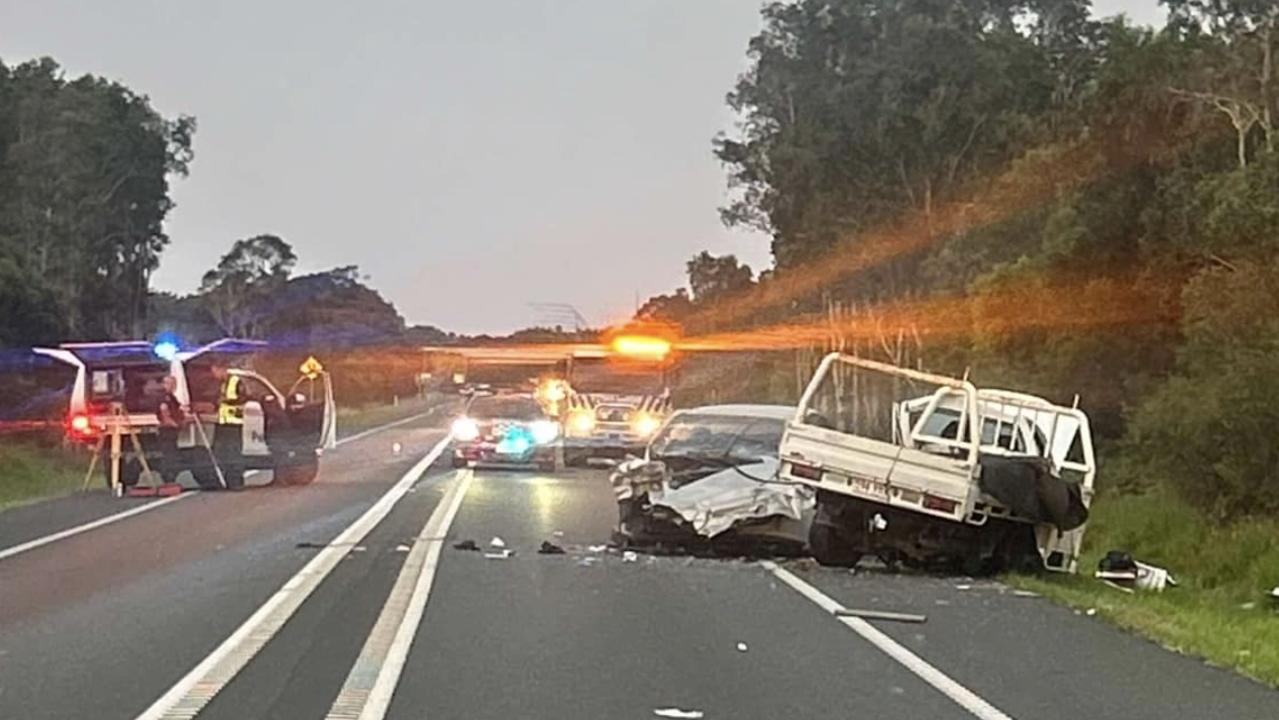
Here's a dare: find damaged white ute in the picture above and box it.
[611,405,814,555]
[782,353,1095,574]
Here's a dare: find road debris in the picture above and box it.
[833,607,927,624]
[1011,589,1040,598]
[392,442,402,455]
[1085,608,1097,616]
[484,549,514,560]
[954,584,972,591]
[577,557,598,567]
[653,709,704,719]
[553,530,565,537]
[736,642,748,652]
[588,544,609,553]
[490,536,506,548]
[394,544,411,553]
[538,541,566,555]
[453,539,481,551]
[623,550,639,563]
[1096,550,1177,592]
[351,545,367,553]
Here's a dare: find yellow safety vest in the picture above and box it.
[218,375,244,425]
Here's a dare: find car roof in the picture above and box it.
[676,404,796,420]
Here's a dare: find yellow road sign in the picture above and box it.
[300,356,324,379]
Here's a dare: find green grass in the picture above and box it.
[336,393,457,437]
[0,441,89,510]
[1008,488,1279,686]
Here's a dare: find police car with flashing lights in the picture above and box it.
[450,393,560,471]
[34,338,337,489]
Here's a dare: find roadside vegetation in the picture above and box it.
[337,393,458,438]
[0,440,86,510]
[629,0,1279,685]
[1011,486,1279,687]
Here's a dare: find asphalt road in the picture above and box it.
[2,420,1277,719]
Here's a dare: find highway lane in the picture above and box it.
[4,450,1278,718]
[0,417,450,720]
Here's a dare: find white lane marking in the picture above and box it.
[134,434,452,720]
[337,409,437,446]
[326,469,473,720]
[0,410,441,563]
[0,492,196,563]
[761,561,1013,720]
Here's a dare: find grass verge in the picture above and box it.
[1008,488,1279,686]
[336,393,457,438]
[0,441,88,510]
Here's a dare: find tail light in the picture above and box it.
[923,494,959,514]
[68,414,96,439]
[788,462,822,481]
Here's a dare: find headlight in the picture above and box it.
[568,411,595,434]
[451,417,480,441]
[530,419,559,444]
[633,412,662,437]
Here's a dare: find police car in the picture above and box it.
[34,338,336,489]
[450,393,560,471]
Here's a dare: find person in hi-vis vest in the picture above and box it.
[211,363,246,490]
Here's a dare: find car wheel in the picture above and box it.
[808,522,862,568]
[192,467,223,490]
[451,456,468,469]
[276,459,319,486]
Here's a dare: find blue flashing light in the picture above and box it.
[153,332,181,361]
[497,427,534,455]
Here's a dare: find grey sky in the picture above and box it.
[3,0,1164,334]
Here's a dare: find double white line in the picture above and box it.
[136,434,463,720]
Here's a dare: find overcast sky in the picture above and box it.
[3,0,1165,334]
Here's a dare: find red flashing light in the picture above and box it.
[68,414,95,437]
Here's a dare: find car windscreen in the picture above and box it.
[468,396,544,421]
[649,414,784,463]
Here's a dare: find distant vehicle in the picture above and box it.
[34,339,337,489]
[450,393,560,471]
[558,330,678,465]
[610,404,814,555]
[780,353,1095,574]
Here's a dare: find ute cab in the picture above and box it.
[35,339,337,489]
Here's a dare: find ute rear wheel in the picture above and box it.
[808,522,863,568]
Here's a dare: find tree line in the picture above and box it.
[641,0,1279,519]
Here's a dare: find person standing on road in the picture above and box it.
[155,375,187,486]
[212,363,246,490]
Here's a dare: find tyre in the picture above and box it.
[192,467,223,490]
[451,455,468,469]
[808,522,862,568]
[276,458,319,486]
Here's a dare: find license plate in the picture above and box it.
[849,475,888,499]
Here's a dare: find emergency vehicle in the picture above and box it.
[420,324,680,466]
[34,338,337,489]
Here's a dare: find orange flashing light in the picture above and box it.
[611,335,671,360]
